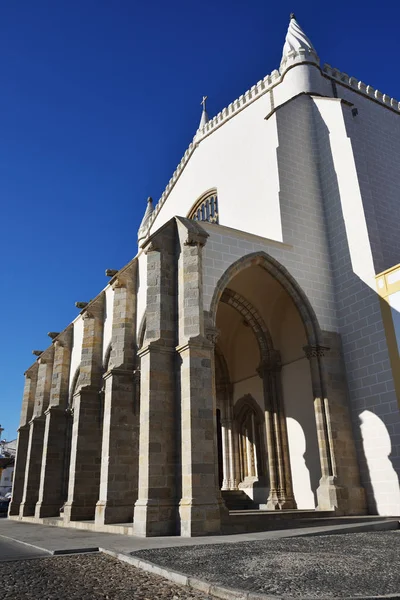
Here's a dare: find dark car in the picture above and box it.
[0,498,10,517]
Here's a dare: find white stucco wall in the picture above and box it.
[312,93,400,515]
[69,316,83,391]
[282,360,320,509]
[102,285,114,361]
[334,82,400,274]
[201,223,338,334]
[148,93,283,243]
[136,251,147,341]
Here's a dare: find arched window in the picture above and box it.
[187,190,219,224]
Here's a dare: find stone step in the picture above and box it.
[222,512,399,535]
[221,490,259,511]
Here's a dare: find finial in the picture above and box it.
[199,96,209,129]
[280,15,319,73]
[138,197,154,243]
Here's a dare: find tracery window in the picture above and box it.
[188,191,219,224]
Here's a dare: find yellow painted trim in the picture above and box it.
[376,264,400,409]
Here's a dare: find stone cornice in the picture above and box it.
[176,335,214,354]
[137,341,176,359]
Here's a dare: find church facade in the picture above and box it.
[10,16,400,536]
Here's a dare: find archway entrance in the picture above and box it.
[213,259,322,510]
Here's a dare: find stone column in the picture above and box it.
[64,296,104,522]
[227,419,238,489]
[133,223,179,537]
[258,351,296,510]
[220,418,230,490]
[175,217,225,537]
[304,340,366,514]
[9,365,38,516]
[95,262,139,525]
[20,351,54,517]
[35,328,72,518]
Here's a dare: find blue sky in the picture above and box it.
[1,0,400,441]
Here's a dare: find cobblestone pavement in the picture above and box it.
[1,553,213,600]
[134,531,400,598]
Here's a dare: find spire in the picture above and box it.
[280,14,319,74]
[138,197,154,243]
[199,95,209,129]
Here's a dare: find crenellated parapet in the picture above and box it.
[323,63,400,112]
[144,68,282,237]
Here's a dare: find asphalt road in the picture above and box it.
[0,536,49,562]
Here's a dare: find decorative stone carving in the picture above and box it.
[47,332,60,340]
[105,269,118,277]
[138,197,154,243]
[32,350,43,357]
[303,345,330,359]
[205,327,220,345]
[257,350,282,374]
[75,302,88,309]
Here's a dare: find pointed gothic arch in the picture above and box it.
[209,252,323,347]
[220,288,273,359]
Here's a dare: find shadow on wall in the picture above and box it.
[286,417,318,509]
[307,101,400,515]
[359,410,400,515]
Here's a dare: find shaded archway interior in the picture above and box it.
[215,263,322,509]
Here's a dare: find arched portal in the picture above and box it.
[211,254,327,510]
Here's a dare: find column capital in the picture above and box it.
[257,349,282,376]
[205,327,220,346]
[303,345,330,360]
[176,216,209,248]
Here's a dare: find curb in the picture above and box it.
[0,533,53,555]
[100,548,273,599]
[100,548,400,600]
[0,533,99,557]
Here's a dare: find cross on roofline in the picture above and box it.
[201,96,208,111]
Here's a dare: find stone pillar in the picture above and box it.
[95,262,139,525]
[35,329,72,518]
[64,297,104,522]
[175,217,224,537]
[19,351,54,517]
[9,365,38,516]
[258,351,296,510]
[227,419,238,489]
[220,419,230,490]
[304,340,366,514]
[133,223,179,537]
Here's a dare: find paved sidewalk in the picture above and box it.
[132,531,400,598]
[0,517,398,555]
